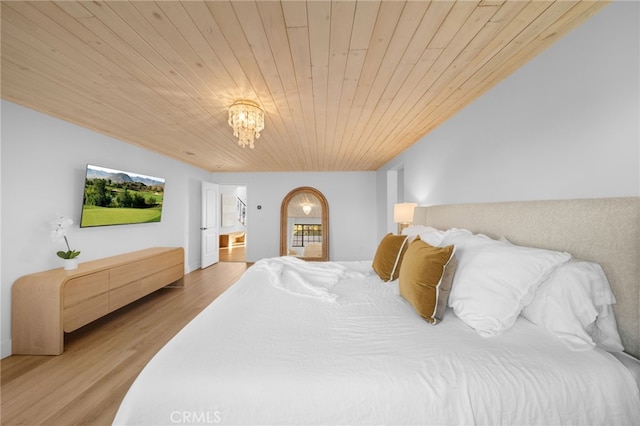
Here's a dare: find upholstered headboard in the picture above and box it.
[413,197,640,358]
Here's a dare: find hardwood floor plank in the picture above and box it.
[1,262,248,426]
[218,243,245,263]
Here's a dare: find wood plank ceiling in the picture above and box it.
[1,1,608,172]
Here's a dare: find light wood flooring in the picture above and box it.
[1,261,249,426]
[218,243,245,263]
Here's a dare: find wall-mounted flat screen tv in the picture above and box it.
[80,164,165,228]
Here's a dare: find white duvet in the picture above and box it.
[114,259,640,426]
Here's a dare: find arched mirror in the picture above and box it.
[280,186,329,261]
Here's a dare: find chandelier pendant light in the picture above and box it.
[228,100,264,149]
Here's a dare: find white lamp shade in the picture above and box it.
[393,202,417,224]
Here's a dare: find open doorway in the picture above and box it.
[219,184,247,262]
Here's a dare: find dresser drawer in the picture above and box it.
[141,264,183,294]
[110,259,150,289]
[63,293,109,332]
[109,280,143,312]
[109,249,183,289]
[154,250,183,268]
[63,271,110,308]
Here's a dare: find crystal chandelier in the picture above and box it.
[227,100,264,149]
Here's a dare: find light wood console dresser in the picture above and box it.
[11,247,184,355]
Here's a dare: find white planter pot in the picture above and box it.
[64,258,78,270]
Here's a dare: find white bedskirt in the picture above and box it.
[114,260,640,425]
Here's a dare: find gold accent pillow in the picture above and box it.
[399,237,456,324]
[372,233,409,281]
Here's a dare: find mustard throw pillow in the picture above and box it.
[372,233,409,281]
[399,237,456,324]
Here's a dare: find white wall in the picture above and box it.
[377,1,639,237]
[0,101,212,357]
[209,172,378,263]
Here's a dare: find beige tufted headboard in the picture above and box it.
[413,197,640,358]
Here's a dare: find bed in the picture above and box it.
[114,197,640,425]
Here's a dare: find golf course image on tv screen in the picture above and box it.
[80,164,165,228]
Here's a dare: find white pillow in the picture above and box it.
[443,229,571,337]
[522,260,623,352]
[402,225,431,241]
[402,225,445,246]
